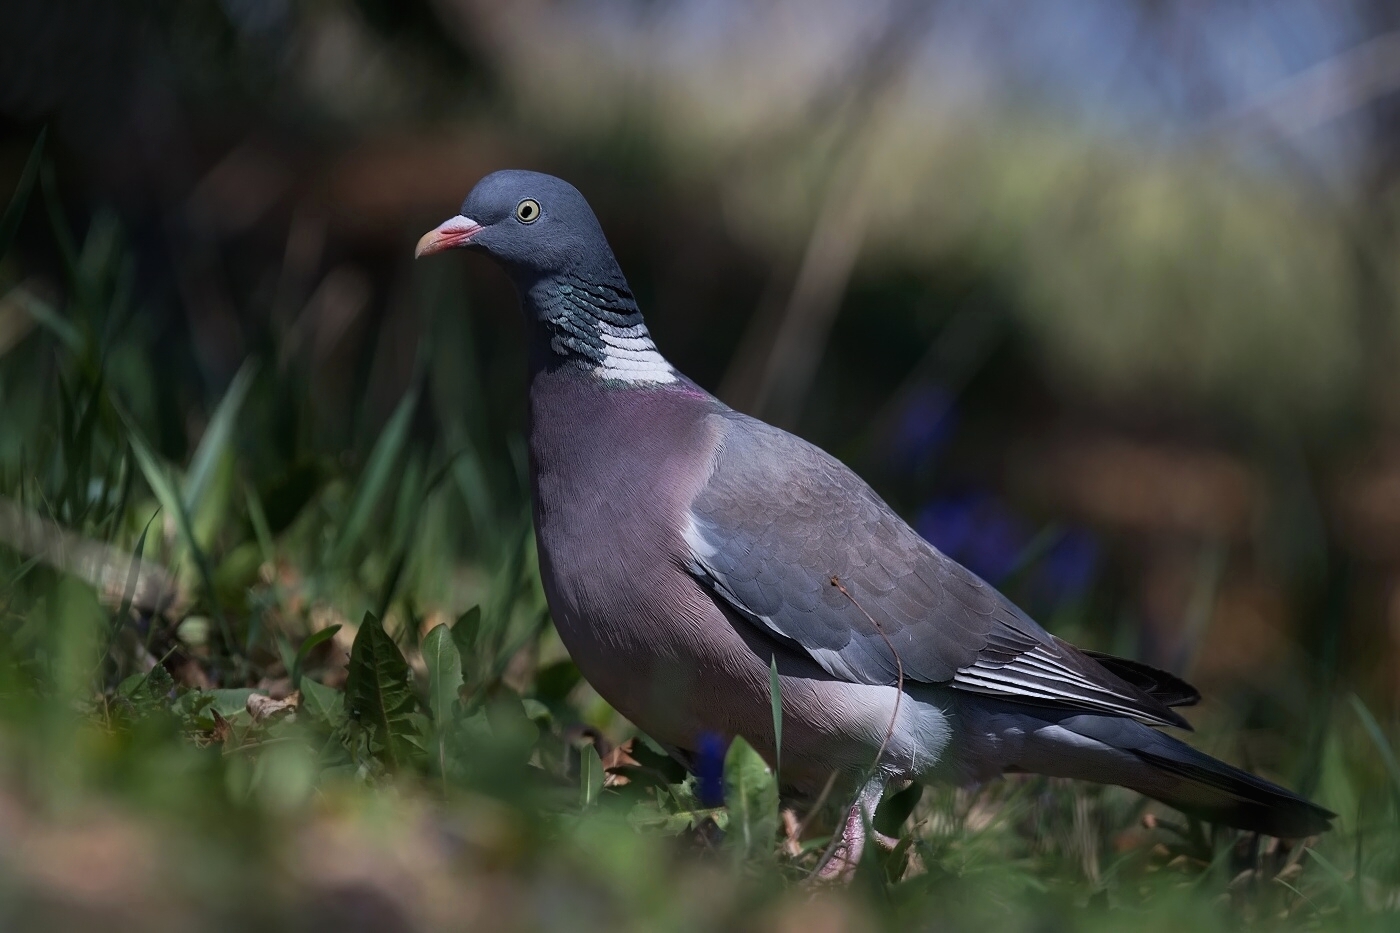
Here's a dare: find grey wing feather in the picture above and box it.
[686,412,1190,730]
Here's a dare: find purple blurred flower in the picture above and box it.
[887,385,958,473]
[916,492,1026,583]
[1039,527,1099,604]
[916,492,1100,607]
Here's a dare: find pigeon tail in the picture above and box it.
[1118,729,1335,837]
[1006,712,1334,838]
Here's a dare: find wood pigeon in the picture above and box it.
[417,170,1333,875]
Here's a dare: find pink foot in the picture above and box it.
[812,778,896,883]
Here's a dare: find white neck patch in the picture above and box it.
[596,326,676,384]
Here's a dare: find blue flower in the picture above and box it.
[695,731,726,807]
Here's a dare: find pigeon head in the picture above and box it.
[416,171,676,384]
[416,170,617,283]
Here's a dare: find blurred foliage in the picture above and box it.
[2,1,1400,930]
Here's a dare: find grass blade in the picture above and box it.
[580,743,604,808]
[1349,694,1400,798]
[291,624,342,690]
[329,388,418,568]
[275,636,298,689]
[243,481,275,565]
[769,653,783,783]
[1304,846,1351,892]
[0,127,45,260]
[112,509,157,634]
[7,287,83,354]
[121,412,216,602]
[39,161,79,289]
[184,360,257,512]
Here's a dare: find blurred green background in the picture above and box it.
[1,1,1399,930]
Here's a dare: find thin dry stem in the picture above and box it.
[830,574,904,771]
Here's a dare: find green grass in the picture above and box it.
[0,139,1398,932]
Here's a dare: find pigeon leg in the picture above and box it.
[813,775,895,882]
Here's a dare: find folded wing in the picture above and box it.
[686,411,1191,730]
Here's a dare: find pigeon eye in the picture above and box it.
[515,198,541,224]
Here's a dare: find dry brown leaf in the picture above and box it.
[201,709,233,748]
[601,738,640,787]
[247,691,300,722]
[1228,868,1259,892]
[0,495,184,614]
[781,808,803,858]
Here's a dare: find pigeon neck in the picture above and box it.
[524,273,676,385]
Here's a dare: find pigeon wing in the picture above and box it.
[686,412,1190,730]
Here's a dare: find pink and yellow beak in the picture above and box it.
[415,215,484,258]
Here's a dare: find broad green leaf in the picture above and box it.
[207,688,260,718]
[175,689,216,725]
[520,698,551,723]
[329,389,418,567]
[484,691,539,765]
[344,612,418,770]
[627,801,724,834]
[421,623,463,725]
[875,783,922,839]
[300,678,345,727]
[452,708,494,751]
[117,664,174,717]
[723,736,779,861]
[46,576,105,704]
[580,743,604,808]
